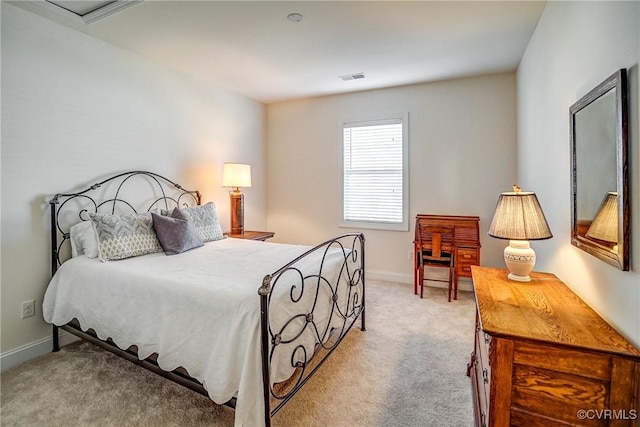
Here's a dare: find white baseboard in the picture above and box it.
[367,269,473,292]
[0,329,79,372]
[367,269,413,284]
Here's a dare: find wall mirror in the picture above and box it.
[570,69,629,270]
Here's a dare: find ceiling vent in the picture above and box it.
[339,73,366,82]
[41,0,142,24]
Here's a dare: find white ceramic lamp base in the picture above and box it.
[504,240,535,282]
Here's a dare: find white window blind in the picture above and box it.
[342,118,406,229]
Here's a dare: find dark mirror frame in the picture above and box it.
[570,69,629,270]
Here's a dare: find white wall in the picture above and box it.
[266,73,518,284]
[518,1,640,346]
[0,3,267,359]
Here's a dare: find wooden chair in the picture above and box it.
[417,224,456,301]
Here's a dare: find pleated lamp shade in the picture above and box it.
[488,191,552,241]
[488,187,552,282]
[586,192,618,243]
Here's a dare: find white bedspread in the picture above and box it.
[43,237,352,427]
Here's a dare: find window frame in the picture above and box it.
[340,113,409,232]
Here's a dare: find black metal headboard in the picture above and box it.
[50,171,201,275]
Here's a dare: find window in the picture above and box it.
[342,116,408,231]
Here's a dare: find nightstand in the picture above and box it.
[225,230,275,241]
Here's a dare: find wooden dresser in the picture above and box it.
[413,214,481,295]
[468,266,640,427]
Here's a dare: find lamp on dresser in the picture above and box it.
[222,162,252,235]
[488,185,552,282]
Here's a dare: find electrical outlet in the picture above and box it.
[21,300,35,319]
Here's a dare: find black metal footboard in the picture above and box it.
[258,233,366,426]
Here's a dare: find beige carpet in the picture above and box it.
[1,280,476,427]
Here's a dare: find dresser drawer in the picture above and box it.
[471,317,490,427]
[470,355,489,427]
[479,333,491,378]
[457,247,478,263]
[457,248,479,277]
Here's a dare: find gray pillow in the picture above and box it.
[151,208,204,255]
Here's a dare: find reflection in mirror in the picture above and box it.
[585,192,618,250]
[575,89,616,231]
[570,69,629,270]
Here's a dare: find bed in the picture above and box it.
[43,171,365,427]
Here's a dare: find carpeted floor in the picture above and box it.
[1,280,476,427]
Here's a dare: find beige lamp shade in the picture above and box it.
[222,163,252,189]
[586,192,618,243]
[488,191,553,241]
[488,187,552,282]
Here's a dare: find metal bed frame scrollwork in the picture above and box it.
[48,171,365,427]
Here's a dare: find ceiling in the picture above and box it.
[15,0,546,104]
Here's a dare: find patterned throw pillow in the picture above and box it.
[151,208,204,255]
[88,212,163,261]
[180,202,224,242]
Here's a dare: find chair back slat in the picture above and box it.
[431,232,442,257]
[417,224,455,259]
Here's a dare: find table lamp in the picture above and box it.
[488,185,552,282]
[586,192,618,250]
[222,162,252,235]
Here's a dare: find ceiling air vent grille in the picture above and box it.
[42,0,142,24]
[339,73,366,81]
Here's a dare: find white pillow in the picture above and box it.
[69,221,99,258]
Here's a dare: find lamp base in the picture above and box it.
[229,190,244,235]
[504,240,535,282]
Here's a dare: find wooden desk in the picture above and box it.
[413,214,480,296]
[468,266,640,426]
